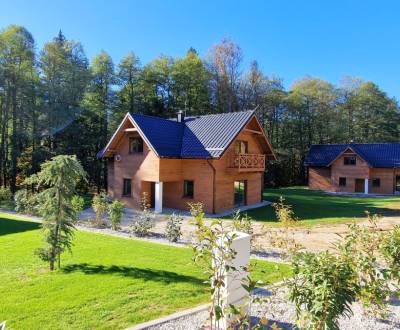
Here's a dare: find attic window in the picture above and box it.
[129,137,143,154]
[344,156,356,165]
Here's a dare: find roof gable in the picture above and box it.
[99,110,275,159]
[305,143,400,168]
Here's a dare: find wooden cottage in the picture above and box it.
[305,143,400,195]
[98,110,276,213]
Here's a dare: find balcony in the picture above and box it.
[229,153,266,172]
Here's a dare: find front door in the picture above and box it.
[234,180,247,207]
[355,179,365,193]
[396,176,400,193]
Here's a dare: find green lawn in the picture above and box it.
[245,187,400,226]
[0,213,290,330]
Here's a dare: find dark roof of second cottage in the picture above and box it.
[305,143,400,168]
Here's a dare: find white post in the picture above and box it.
[214,231,251,329]
[155,182,163,213]
[365,178,369,194]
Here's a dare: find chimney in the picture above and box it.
[177,110,185,123]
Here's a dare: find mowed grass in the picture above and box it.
[0,213,290,330]
[245,187,400,226]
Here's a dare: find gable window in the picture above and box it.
[339,177,346,187]
[122,178,132,196]
[183,180,194,198]
[344,156,356,165]
[235,140,248,154]
[372,178,381,187]
[129,137,143,154]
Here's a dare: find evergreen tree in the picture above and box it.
[25,155,86,270]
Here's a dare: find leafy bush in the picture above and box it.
[0,186,12,202]
[131,193,154,236]
[92,193,108,227]
[109,200,124,230]
[381,225,400,279]
[71,195,85,222]
[337,213,390,316]
[288,251,356,330]
[232,210,253,235]
[14,189,39,214]
[165,213,183,242]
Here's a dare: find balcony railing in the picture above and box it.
[230,153,265,172]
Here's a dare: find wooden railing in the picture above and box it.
[231,153,265,172]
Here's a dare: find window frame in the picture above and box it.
[343,156,356,166]
[235,140,248,154]
[183,180,194,198]
[339,177,347,187]
[122,178,132,197]
[372,178,381,188]
[129,137,144,154]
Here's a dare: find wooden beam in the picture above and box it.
[124,128,137,132]
[244,128,262,135]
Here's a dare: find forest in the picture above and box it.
[0,24,399,193]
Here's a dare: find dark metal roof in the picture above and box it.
[305,143,400,168]
[99,110,255,159]
[130,113,184,157]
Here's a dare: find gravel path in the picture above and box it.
[145,286,400,330]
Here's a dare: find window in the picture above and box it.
[235,140,248,154]
[183,180,194,198]
[372,178,380,187]
[234,180,247,206]
[339,177,346,187]
[129,137,143,153]
[344,156,356,165]
[122,178,132,196]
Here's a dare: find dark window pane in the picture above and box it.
[339,177,346,186]
[372,178,380,187]
[344,156,356,165]
[129,137,144,153]
[123,178,132,196]
[184,180,194,198]
[234,180,247,206]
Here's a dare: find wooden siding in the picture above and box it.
[107,130,160,208]
[309,154,400,195]
[330,154,369,193]
[308,167,333,191]
[107,118,270,213]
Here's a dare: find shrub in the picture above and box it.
[0,186,12,202]
[14,189,39,214]
[109,200,124,231]
[337,213,390,316]
[92,193,108,227]
[381,225,400,280]
[165,213,183,242]
[232,210,253,235]
[131,193,154,236]
[71,195,85,222]
[288,251,356,330]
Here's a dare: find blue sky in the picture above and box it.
[1,0,399,98]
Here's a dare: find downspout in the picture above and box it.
[206,159,216,214]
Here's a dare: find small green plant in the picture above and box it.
[232,210,253,235]
[71,195,85,222]
[131,193,154,236]
[0,186,12,201]
[109,200,124,230]
[14,188,39,214]
[92,193,108,227]
[165,213,183,242]
[266,196,300,258]
[288,251,356,330]
[381,225,400,281]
